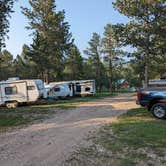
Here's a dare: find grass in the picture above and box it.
[0,92,115,133]
[115,89,136,93]
[66,108,166,166]
[86,92,116,99]
[0,106,55,133]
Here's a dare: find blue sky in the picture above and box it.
[5,0,129,57]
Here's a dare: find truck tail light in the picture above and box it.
[137,92,142,101]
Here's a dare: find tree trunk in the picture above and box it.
[109,60,113,92]
[144,8,150,88]
[144,63,148,88]
[44,69,50,84]
[96,57,101,92]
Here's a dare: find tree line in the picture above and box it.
[0,0,165,91]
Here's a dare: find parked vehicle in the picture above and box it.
[143,79,166,88]
[46,80,96,98]
[0,78,47,108]
[45,82,73,99]
[136,88,166,119]
[73,80,96,97]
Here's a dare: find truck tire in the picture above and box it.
[151,103,166,119]
[6,102,18,108]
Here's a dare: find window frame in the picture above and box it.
[85,87,91,92]
[27,85,36,91]
[54,87,61,92]
[5,86,18,95]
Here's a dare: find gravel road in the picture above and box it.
[0,93,138,166]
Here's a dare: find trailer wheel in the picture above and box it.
[6,102,18,108]
[81,94,86,97]
[151,103,166,119]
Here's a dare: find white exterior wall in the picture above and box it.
[0,82,28,104]
[48,80,96,97]
[0,79,42,105]
[74,80,96,96]
[27,80,40,102]
[0,86,3,105]
[80,82,95,95]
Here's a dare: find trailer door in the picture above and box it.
[0,85,3,105]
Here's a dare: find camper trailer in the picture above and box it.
[148,79,166,88]
[46,80,96,98]
[46,82,74,99]
[0,78,47,108]
[73,80,96,96]
[142,79,166,88]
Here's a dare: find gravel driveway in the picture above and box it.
[0,93,138,166]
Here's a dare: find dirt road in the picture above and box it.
[0,94,138,166]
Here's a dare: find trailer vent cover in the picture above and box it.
[8,77,20,81]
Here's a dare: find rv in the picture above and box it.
[46,82,74,99]
[148,79,166,88]
[73,80,96,96]
[0,78,47,108]
[142,79,166,88]
[46,80,96,98]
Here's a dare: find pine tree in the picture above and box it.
[102,24,122,92]
[0,0,14,50]
[113,0,166,87]
[64,45,84,80]
[0,50,13,80]
[22,0,73,83]
[12,44,38,79]
[84,33,106,91]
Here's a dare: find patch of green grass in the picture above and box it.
[34,92,116,109]
[66,108,166,166]
[116,89,135,93]
[161,160,166,164]
[119,158,136,166]
[87,92,116,99]
[0,115,29,127]
[0,105,56,133]
[32,103,77,109]
[112,108,166,149]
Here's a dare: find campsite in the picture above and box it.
[0,0,166,166]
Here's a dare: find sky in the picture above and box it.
[5,0,130,57]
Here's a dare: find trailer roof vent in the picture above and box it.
[8,77,20,81]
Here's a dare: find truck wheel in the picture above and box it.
[151,103,166,119]
[6,102,18,108]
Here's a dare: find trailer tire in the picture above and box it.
[6,102,18,108]
[81,94,86,97]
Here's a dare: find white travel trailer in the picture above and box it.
[0,78,47,108]
[73,80,96,96]
[148,79,166,88]
[46,80,96,98]
[142,79,166,88]
[46,82,74,99]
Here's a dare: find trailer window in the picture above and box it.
[85,87,91,91]
[76,85,81,92]
[54,87,60,92]
[27,86,35,90]
[69,84,72,90]
[5,86,17,95]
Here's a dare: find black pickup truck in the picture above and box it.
[136,88,166,119]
